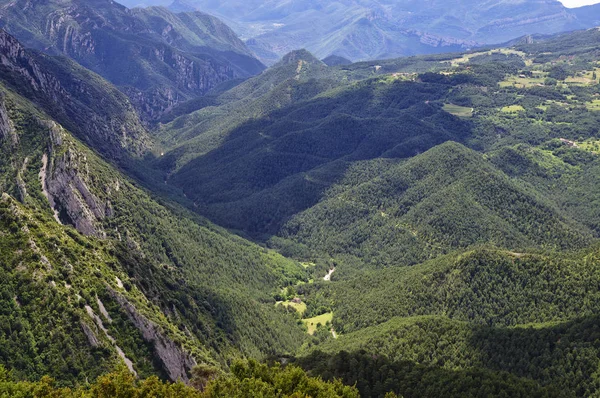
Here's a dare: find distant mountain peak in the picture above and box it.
[167,0,195,12]
[278,49,323,66]
[322,55,352,67]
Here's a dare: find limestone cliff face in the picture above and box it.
[0,95,17,146]
[0,31,66,97]
[0,0,265,120]
[110,290,197,383]
[121,49,236,119]
[0,29,150,158]
[40,122,109,237]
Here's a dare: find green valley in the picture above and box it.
[3,4,600,397]
[145,25,600,397]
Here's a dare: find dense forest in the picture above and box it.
[3,12,600,398]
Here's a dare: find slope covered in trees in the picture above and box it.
[292,245,600,396]
[0,36,308,385]
[5,16,600,398]
[279,142,592,270]
[300,246,600,333]
[0,360,359,397]
[299,311,600,397]
[161,72,471,234]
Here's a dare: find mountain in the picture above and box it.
[322,55,352,67]
[140,29,600,396]
[0,31,309,386]
[110,0,600,65]
[0,29,149,159]
[309,246,600,333]
[0,0,265,120]
[293,244,600,396]
[279,142,592,270]
[571,3,600,26]
[5,11,600,398]
[298,312,600,397]
[151,31,600,237]
[154,49,335,165]
[158,61,471,235]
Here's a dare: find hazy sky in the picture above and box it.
[559,0,600,7]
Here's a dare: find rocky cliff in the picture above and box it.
[41,122,109,237]
[0,0,265,120]
[0,28,305,387]
[0,29,150,158]
[110,290,197,382]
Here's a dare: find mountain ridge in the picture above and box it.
[109,0,600,65]
[0,31,308,385]
[0,0,265,120]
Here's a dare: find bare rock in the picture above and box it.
[110,290,197,383]
[43,149,106,237]
[81,322,100,348]
[0,95,17,146]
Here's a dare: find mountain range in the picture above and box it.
[116,0,600,64]
[2,0,600,396]
[0,27,312,386]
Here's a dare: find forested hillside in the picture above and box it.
[4,8,600,398]
[0,31,309,387]
[159,62,471,234]
[279,142,592,270]
[145,27,600,397]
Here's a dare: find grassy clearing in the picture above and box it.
[501,105,526,113]
[448,49,529,66]
[443,103,473,118]
[499,76,544,88]
[577,140,600,154]
[565,68,600,86]
[539,100,571,109]
[303,312,333,335]
[278,300,307,315]
[585,100,600,111]
[382,73,417,83]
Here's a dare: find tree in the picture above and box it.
[190,364,220,392]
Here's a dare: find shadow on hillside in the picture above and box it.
[469,315,600,396]
[292,315,600,397]
[167,79,473,237]
[295,347,561,398]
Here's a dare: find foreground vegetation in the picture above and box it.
[0,360,358,397]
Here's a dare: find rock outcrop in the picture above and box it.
[0,95,17,146]
[0,29,150,158]
[110,290,197,383]
[85,305,137,375]
[81,322,101,348]
[39,122,109,237]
